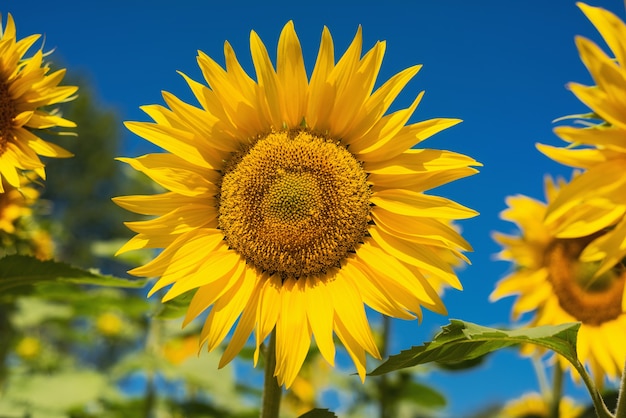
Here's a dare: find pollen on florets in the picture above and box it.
[218,129,371,278]
[0,80,15,155]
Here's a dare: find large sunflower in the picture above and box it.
[536,3,626,277]
[491,176,626,384]
[116,21,479,388]
[0,13,77,192]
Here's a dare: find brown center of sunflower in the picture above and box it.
[545,234,625,326]
[218,130,371,279]
[0,79,15,155]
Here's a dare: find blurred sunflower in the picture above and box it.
[491,176,626,383]
[500,392,583,418]
[537,3,626,276]
[116,21,479,388]
[0,177,36,233]
[0,175,53,259]
[0,13,77,192]
[95,312,124,338]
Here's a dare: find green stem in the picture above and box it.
[0,303,15,390]
[574,360,614,418]
[260,330,281,418]
[143,318,161,418]
[532,356,551,400]
[379,316,392,418]
[614,361,626,418]
[548,361,563,418]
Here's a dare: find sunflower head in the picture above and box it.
[116,21,479,388]
[95,312,124,338]
[492,175,626,384]
[499,392,583,418]
[0,176,36,234]
[535,3,626,276]
[0,13,77,192]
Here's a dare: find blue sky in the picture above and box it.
[5,0,625,415]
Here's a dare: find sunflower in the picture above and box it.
[0,177,36,234]
[491,175,626,384]
[116,21,479,388]
[536,3,626,277]
[499,392,583,418]
[0,13,77,192]
[0,173,54,259]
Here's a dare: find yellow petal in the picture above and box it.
[277,21,307,128]
[569,81,626,131]
[254,274,282,366]
[333,313,367,382]
[356,241,439,309]
[553,125,626,152]
[331,41,385,139]
[537,143,610,169]
[250,30,283,128]
[113,192,200,216]
[14,128,72,158]
[348,65,422,142]
[546,159,626,230]
[341,259,415,320]
[369,227,461,289]
[349,91,423,153]
[371,189,477,219]
[183,261,247,327]
[200,263,256,351]
[303,274,336,366]
[356,118,461,162]
[578,2,626,73]
[372,206,472,253]
[580,216,626,277]
[328,270,380,359]
[116,154,218,197]
[219,268,265,367]
[124,121,217,169]
[131,228,221,282]
[575,36,626,125]
[163,247,241,301]
[275,278,311,388]
[306,26,335,131]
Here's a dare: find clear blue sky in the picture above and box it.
[6,0,624,415]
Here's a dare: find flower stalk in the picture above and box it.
[573,360,613,418]
[261,330,281,418]
[614,361,626,418]
[548,361,563,418]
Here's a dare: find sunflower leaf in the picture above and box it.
[0,255,145,293]
[369,319,580,376]
[298,409,338,418]
[397,380,447,408]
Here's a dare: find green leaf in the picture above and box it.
[5,370,106,411]
[369,319,580,376]
[10,297,73,328]
[434,353,489,371]
[399,380,446,409]
[298,409,338,418]
[0,255,146,292]
[153,290,195,319]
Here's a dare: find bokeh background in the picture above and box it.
[3,0,623,416]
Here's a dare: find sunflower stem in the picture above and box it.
[614,361,626,418]
[260,330,281,418]
[532,356,551,401]
[548,361,563,418]
[574,359,614,418]
[379,315,393,418]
